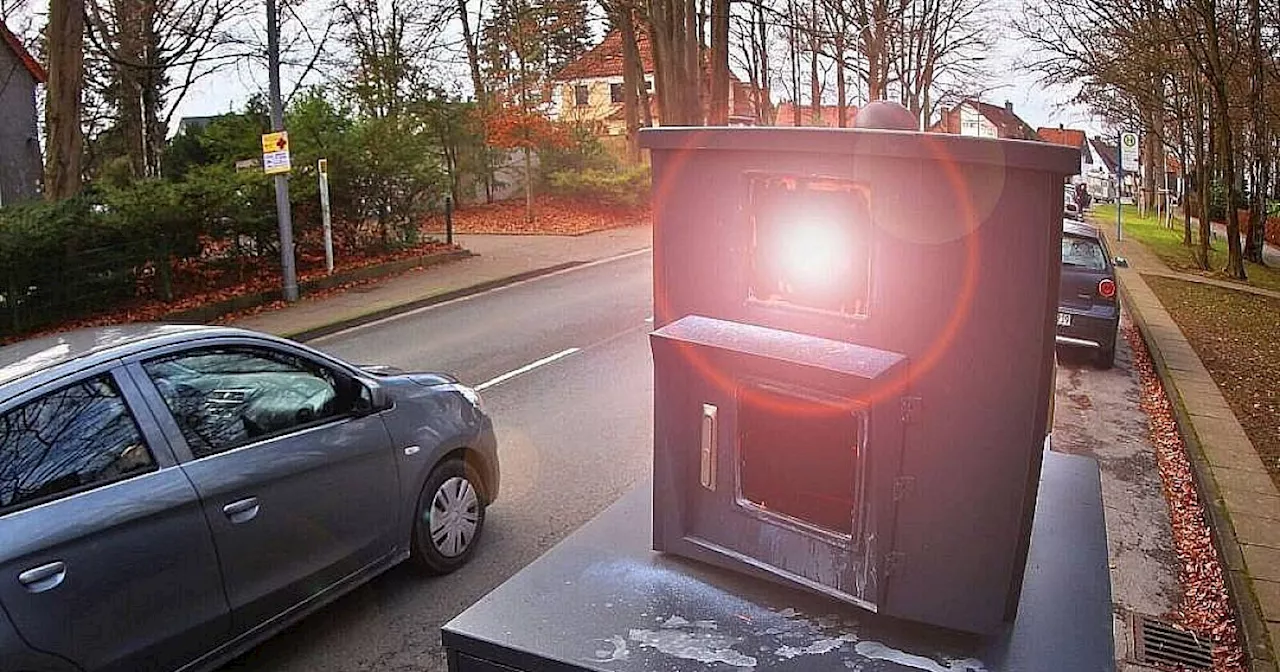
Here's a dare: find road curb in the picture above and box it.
[288,261,586,342]
[1116,272,1278,671]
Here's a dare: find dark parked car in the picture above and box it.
[0,325,498,672]
[1057,220,1123,368]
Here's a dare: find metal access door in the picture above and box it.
[651,315,908,610]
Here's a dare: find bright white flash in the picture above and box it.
[778,219,849,290]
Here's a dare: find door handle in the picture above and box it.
[222,497,260,524]
[18,561,66,593]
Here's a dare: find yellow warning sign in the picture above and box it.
[262,131,289,154]
[261,131,291,175]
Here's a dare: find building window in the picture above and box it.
[610,83,624,104]
[574,85,589,107]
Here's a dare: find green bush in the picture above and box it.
[546,166,651,207]
[538,125,617,177]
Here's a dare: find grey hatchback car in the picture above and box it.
[0,325,498,672]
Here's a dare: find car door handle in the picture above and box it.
[18,562,66,593]
[222,497,260,524]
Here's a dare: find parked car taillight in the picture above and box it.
[1098,278,1116,299]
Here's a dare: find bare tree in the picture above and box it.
[83,0,255,177]
[890,0,989,128]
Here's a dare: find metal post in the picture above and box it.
[267,0,298,302]
[319,159,334,274]
[445,196,454,245]
[1116,131,1123,242]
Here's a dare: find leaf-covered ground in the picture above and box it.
[423,195,649,236]
[1126,324,1246,671]
[1145,274,1280,489]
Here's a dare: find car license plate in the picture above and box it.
[1057,312,1072,327]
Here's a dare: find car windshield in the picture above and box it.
[1062,235,1107,270]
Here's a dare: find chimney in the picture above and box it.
[1005,100,1014,113]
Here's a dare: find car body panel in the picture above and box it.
[0,363,231,672]
[0,325,500,672]
[379,378,499,507]
[118,337,403,635]
[171,414,401,634]
[0,603,78,672]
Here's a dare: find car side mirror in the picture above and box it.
[1113,256,1129,268]
[352,377,391,415]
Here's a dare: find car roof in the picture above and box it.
[0,324,262,393]
[1063,219,1102,240]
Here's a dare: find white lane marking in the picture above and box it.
[309,247,652,343]
[475,348,581,391]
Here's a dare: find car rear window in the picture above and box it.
[1062,234,1107,270]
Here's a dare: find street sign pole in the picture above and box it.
[319,159,334,274]
[267,0,298,302]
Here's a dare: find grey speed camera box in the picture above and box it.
[642,118,1078,635]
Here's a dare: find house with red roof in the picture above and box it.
[772,103,858,128]
[928,99,1039,141]
[551,29,758,135]
[1038,125,1092,182]
[0,20,44,204]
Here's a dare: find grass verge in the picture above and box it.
[1093,204,1280,293]
[1144,274,1280,489]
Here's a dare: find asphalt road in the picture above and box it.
[223,250,656,672]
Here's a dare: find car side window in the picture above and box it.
[143,347,348,459]
[0,375,156,513]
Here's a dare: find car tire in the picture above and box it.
[410,458,486,575]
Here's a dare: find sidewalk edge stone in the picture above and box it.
[1117,271,1279,671]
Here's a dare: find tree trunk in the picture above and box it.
[683,0,699,123]
[809,0,820,123]
[1244,0,1266,262]
[45,0,85,200]
[1142,108,1158,213]
[788,0,800,125]
[1216,94,1246,279]
[618,3,642,161]
[524,146,534,223]
[757,6,771,123]
[457,0,494,201]
[649,0,702,125]
[708,0,729,124]
[835,34,847,127]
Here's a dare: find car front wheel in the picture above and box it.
[411,459,486,574]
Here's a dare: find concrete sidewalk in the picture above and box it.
[1104,230,1280,670]
[231,225,652,339]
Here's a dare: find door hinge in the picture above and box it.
[901,396,922,424]
[892,476,915,502]
[886,551,907,577]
